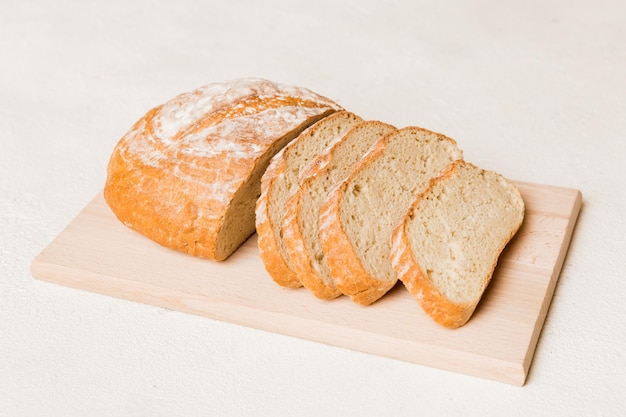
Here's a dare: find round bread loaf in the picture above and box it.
[104,78,341,261]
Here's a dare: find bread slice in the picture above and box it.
[282,121,396,299]
[390,160,525,328]
[256,111,363,287]
[104,78,341,261]
[319,126,464,305]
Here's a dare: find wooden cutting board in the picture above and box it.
[31,181,581,386]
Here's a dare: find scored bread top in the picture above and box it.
[319,126,464,305]
[390,160,525,328]
[282,120,396,300]
[256,111,363,287]
[105,78,341,261]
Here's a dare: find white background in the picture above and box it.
[2,0,625,415]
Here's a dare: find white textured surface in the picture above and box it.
[1,0,624,415]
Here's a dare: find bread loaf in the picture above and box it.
[282,121,396,299]
[256,111,363,287]
[319,127,463,305]
[390,160,525,328]
[104,78,341,261]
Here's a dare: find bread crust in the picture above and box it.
[105,78,340,261]
[390,161,525,328]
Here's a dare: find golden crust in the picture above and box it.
[105,78,340,261]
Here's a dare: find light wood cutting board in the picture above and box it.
[31,181,581,385]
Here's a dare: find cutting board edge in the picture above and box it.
[31,255,529,386]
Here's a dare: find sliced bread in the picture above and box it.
[282,121,397,299]
[390,160,525,328]
[319,126,464,305]
[256,111,363,287]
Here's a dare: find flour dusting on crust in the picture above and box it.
[117,78,338,212]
